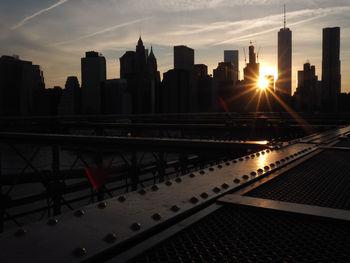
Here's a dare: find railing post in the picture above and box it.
[179,154,188,175]
[131,152,138,191]
[0,153,3,233]
[95,152,104,201]
[51,145,62,216]
[158,152,165,182]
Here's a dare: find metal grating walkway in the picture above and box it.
[129,205,350,263]
[245,150,350,210]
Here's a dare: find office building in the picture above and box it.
[224,50,239,84]
[120,37,160,113]
[0,55,45,116]
[162,45,198,113]
[81,51,106,114]
[243,43,260,85]
[322,27,341,111]
[294,62,319,111]
[174,45,194,71]
[58,76,81,115]
[102,79,131,114]
[277,5,292,96]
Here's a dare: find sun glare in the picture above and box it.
[258,76,269,90]
[258,66,277,91]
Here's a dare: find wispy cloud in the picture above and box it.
[56,17,154,46]
[11,0,71,30]
[215,11,330,45]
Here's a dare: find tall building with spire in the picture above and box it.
[120,37,160,113]
[277,5,292,96]
[243,42,260,86]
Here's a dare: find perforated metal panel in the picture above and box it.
[245,150,350,210]
[129,205,350,263]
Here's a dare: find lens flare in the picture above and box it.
[257,76,269,90]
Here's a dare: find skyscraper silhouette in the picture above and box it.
[162,45,198,113]
[81,51,106,114]
[224,50,239,84]
[322,27,341,112]
[120,37,160,113]
[174,45,194,71]
[277,5,292,96]
[58,76,80,115]
[243,42,259,85]
[0,55,45,116]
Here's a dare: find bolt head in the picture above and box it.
[151,185,159,191]
[234,179,240,184]
[104,233,118,243]
[130,223,142,231]
[73,247,87,257]
[199,170,205,175]
[118,196,126,202]
[175,177,182,183]
[138,189,146,195]
[250,172,256,176]
[74,210,86,217]
[213,187,221,193]
[170,205,180,212]
[98,202,108,209]
[217,165,223,169]
[189,173,196,178]
[209,167,214,171]
[47,218,59,226]
[152,213,162,221]
[200,192,209,199]
[243,175,249,180]
[165,181,172,186]
[222,183,229,189]
[15,228,28,237]
[190,197,199,204]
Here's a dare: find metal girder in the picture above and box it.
[0,126,349,262]
[0,132,269,153]
[0,142,319,263]
[218,194,350,222]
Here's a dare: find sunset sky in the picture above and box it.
[1,0,349,93]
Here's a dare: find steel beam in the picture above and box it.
[0,142,319,263]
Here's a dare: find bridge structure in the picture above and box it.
[0,115,349,262]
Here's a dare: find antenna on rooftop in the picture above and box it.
[257,47,261,63]
[284,4,286,29]
[243,48,247,65]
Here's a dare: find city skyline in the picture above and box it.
[1,1,350,93]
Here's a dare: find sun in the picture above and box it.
[258,66,277,91]
[257,76,269,90]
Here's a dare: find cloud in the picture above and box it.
[11,0,71,30]
[164,5,350,47]
[56,17,154,45]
